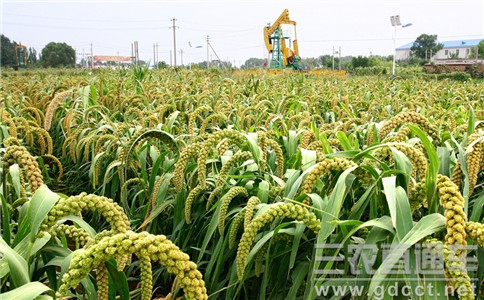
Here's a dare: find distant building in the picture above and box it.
[395,38,482,61]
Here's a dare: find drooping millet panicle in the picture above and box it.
[117,252,131,271]
[366,124,376,145]
[268,185,285,200]
[266,139,285,178]
[1,117,18,138]
[244,196,261,230]
[96,263,109,300]
[300,130,316,149]
[437,175,474,300]
[139,255,153,300]
[378,111,440,143]
[197,130,247,189]
[451,162,463,190]
[204,129,247,147]
[59,231,208,300]
[287,114,303,129]
[206,185,223,210]
[199,113,227,135]
[63,123,90,157]
[307,140,326,161]
[157,104,175,123]
[3,136,21,147]
[18,106,45,127]
[44,90,71,130]
[408,180,427,212]
[124,107,145,124]
[218,186,249,235]
[126,129,177,161]
[218,139,230,156]
[117,146,126,189]
[372,142,428,180]
[337,118,361,133]
[92,152,106,187]
[184,185,206,224]
[236,203,320,279]
[62,109,78,137]
[229,210,245,250]
[40,154,64,181]
[50,224,94,247]
[120,178,144,206]
[447,111,457,132]
[95,134,117,154]
[300,157,357,205]
[465,222,483,247]
[139,175,168,230]
[258,131,268,162]
[216,151,253,187]
[173,142,205,191]
[466,133,483,195]
[188,105,212,140]
[145,114,159,127]
[40,192,130,236]
[68,129,94,163]
[298,118,311,130]
[3,144,44,193]
[12,117,32,144]
[196,142,213,189]
[381,126,411,143]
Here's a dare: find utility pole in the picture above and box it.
[156,43,159,67]
[90,42,93,68]
[206,35,210,68]
[179,49,184,66]
[153,43,156,68]
[338,46,341,70]
[134,41,139,64]
[332,46,335,71]
[170,18,178,66]
[131,43,135,64]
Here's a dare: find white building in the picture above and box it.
[396,38,482,61]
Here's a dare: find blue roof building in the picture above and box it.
[395,38,483,60]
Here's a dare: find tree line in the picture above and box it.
[2,33,483,70]
[1,34,75,69]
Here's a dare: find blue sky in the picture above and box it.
[1,0,483,66]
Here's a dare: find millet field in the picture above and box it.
[0,67,483,300]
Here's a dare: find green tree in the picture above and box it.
[410,34,443,60]
[318,55,331,68]
[27,47,38,66]
[241,57,266,69]
[41,42,75,68]
[351,56,370,68]
[157,61,168,69]
[470,40,484,58]
[1,34,18,68]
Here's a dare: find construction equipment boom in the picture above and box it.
[264,9,300,70]
[15,43,28,69]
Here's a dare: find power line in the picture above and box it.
[302,34,483,43]
[2,12,163,23]
[2,22,165,31]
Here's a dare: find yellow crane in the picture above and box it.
[263,9,300,70]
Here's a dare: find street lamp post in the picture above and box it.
[390,15,412,77]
